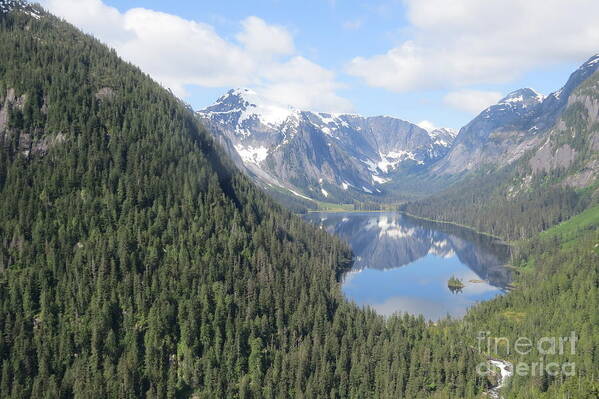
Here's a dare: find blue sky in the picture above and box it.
[40,0,599,130]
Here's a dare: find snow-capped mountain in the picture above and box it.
[198,89,457,202]
[434,54,599,175]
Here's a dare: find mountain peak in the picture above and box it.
[549,53,599,101]
[225,88,261,104]
[202,88,297,127]
[430,127,457,137]
[578,53,599,71]
[499,88,544,106]
[429,128,457,147]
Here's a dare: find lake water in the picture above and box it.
[304,212,512,321]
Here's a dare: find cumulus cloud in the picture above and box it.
[39,0,351,113]
[347,0,599,92]
[40,0,128,43]
[236,16,294,56]
[260,57,353,111]
[443,90,502,114]
[118,9,254,92]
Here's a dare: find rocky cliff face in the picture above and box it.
[0,87,65,158]
[198,89,456,202]
[434,55,599,176]
[524,62,599,192]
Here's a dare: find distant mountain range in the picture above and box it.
[198,56,599,206]
[197,89,456,202]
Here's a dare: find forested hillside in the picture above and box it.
[403,164,590,241]
[404,82,599,240]
[464,205,599,398]
[0,5,487,398]
[401,55,599,397]
[1,3,597,399]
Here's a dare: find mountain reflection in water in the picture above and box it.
[304,212,512,320]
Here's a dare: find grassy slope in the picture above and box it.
[539,203,599,243]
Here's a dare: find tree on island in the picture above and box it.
[448,275,465,293]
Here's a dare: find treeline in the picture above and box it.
[403,164,592,241]
[263,187,318,214]
[0,7,487,398]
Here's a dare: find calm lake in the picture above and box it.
[304,212,512,321]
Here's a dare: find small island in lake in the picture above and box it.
[447,276,465,293]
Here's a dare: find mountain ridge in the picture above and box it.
[198,88,457,203]
[199,55,599,207]
[433,54,599,175]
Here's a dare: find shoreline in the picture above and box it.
[400,211,507,242]
[306,208,508,243]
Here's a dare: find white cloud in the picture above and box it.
[236,16,294,56]
[39,0,351,113]
[443,90,502,114]
[260,57,353,111]
[347,0,599,92]
[118,8,254,93]
[41,0,129,43]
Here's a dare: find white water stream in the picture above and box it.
[487,359,513,399]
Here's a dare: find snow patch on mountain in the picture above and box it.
[234,144,269,165]
[235,89,296,127]
[372,174,390,184]
[377,150,418,172]
[429,128,458,147]
[307,112,353,137]
[498,88,545,108]
[289,188,312,200]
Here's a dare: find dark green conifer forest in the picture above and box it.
[0,4,597,399]
[0,6,486,398]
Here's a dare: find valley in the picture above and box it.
[0,2,597,398]
[198,56,599,217]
